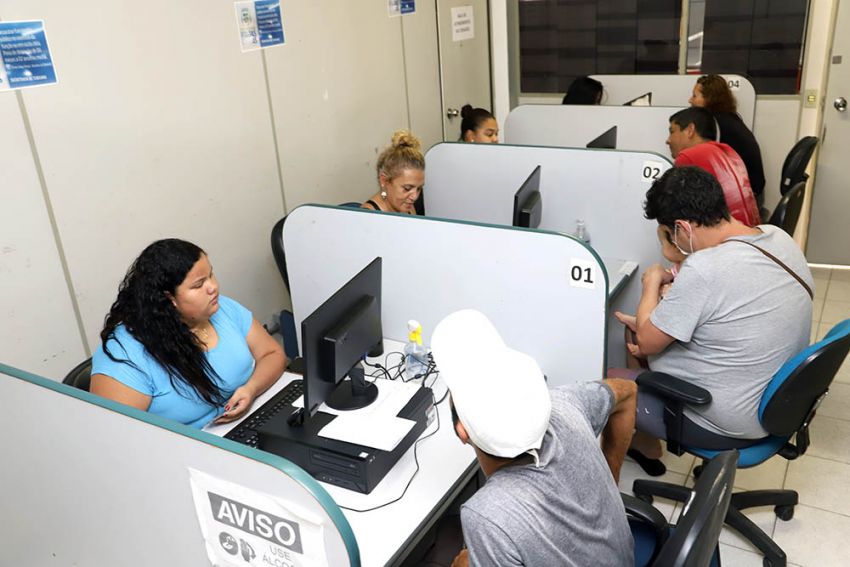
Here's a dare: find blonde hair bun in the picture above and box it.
[391,129,422,152]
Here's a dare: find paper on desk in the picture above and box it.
[318,414,417,452]
[315,379,422,450]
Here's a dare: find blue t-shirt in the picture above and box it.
[91,296,255,428]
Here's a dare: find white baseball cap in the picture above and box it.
[431,309,551,461]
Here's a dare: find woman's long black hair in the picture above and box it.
[100,238,225,405]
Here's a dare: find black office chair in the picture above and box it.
[625,450,737,567]
[633,319,850,567]
[62,358,93,391]
[767,181,806,236]
[779,136,817,196]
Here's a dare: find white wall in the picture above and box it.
[0,1,445,377]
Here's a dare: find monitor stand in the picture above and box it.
[325,362,378,411]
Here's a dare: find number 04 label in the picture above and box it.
[569,258,596,290]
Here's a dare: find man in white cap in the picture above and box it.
[431,309,636,567]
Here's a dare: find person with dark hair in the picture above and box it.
[459,104,499,143]
[562,76,603,105]
[690,75,766,201]
[91,239,286,428]
[667,107,761,227]
[362,129,425,214]
[431,309,636,567]
[611,167,812,476]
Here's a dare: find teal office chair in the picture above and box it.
[767,181,805,236]
[633,319,850,567]
[625,450,737,567]
[62,358,93,391]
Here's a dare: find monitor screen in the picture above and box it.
[512,165,542,229]
[300,257,383,418]
[586,126,617,150]
[623,92,652,106]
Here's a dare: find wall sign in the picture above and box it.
[0,21,57,92]
[451,6,475,42]
[235,0,285,52]
[189,468,328,567]
[388,0,416,17]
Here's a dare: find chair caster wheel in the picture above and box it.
[636,494,653,505]
[774,505,794,521]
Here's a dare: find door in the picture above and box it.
[437,0,492,141]
[807,0,850,265]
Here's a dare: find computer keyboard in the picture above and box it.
[224,379,303,447]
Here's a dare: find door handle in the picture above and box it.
[446,108,460,119]
[835,97,847,112]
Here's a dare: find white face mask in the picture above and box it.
[673,222,695,256]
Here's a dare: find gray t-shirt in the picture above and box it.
[461,382,633,567]
[649,225,813,438]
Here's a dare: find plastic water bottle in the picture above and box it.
[404,320,429,379]
[574,219,591,244]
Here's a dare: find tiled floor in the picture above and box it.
[618,266,850,567]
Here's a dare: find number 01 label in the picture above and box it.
[569,258,596,290]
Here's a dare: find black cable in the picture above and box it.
[337,391,442,513]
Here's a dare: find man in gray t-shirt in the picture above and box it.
[431,310,636,567]
[615,167,812,466]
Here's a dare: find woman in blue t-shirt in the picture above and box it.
[91,239,286,428]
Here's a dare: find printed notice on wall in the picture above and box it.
[0,21,57,92]
[388,0,416,17]
[451,6,475,42]
[235,0,285,52]
[189,468,329,567]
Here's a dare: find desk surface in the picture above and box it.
[206,339,478,567]
[603,257,639,301]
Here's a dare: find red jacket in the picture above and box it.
[675,141,761,227]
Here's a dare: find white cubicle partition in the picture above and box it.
[504,104,684,157]
[591,74,756,129]
[0,364,357,567]
[423,142,672,368]
[282,205,609,384]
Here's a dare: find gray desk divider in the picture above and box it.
[590,73,756,129]
[423,142,673,368]
[504,104,685,157]
[0,363,357,567]
[282,205,608,384]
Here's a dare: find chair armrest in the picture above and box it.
[636,372,712,406]
[622,493,669,532]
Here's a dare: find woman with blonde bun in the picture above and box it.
[362,130,425,215]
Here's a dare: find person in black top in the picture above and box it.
[689,74,766,203]
[361,130,425,215]
[562,76,603,105]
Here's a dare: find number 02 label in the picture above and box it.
[641,161,663,183]
[569,258,596,290]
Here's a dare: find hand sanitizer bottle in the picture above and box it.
[574,219,590,244]
[404,320,429,379]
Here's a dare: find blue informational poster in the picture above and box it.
[235,0,285,52]
[0,20,57,91]
[401,0,416,15]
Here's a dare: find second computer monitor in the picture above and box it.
[623,92,652,106]
[301,257,383,417]
[512,165,543,229]
[586,126,618,150]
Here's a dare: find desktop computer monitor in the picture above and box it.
[586,126,618,149]
[300,257,383,420]
[623,92,652,106]
[512,165,542,229]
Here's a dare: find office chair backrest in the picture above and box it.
[62,358,93,392]
[780,136,817,195]
[767,180,805,236]
[339,202,361,208]
[653,450,737,567]
[270,216,290,291]
[759,319,850,437]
